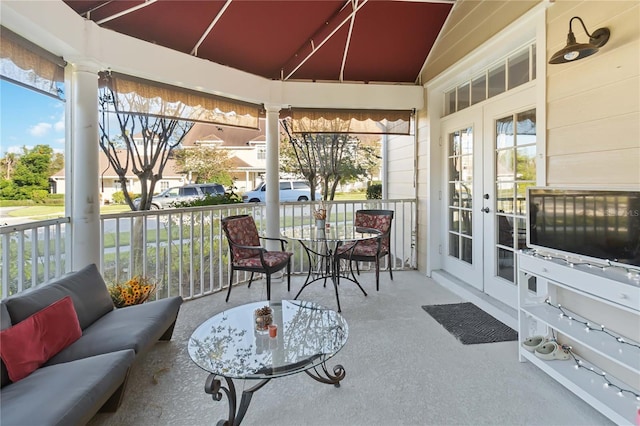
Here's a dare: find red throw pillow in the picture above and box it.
[0,296,81,382]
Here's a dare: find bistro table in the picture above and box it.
[188,300,348,426]
[282,224,381,312]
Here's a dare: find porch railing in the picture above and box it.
[1,199,416,300]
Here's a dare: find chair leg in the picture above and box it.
[225,269,234,302]
[375,257,380,291]
[287,261,291,292]
[248,272,255,288]
[266,274,271,300]
[355,261,360,275]
[388,255,394,281]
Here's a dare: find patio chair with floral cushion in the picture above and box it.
[221,214,293,302]
[336,209,394,291]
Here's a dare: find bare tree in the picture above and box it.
[280,118,379,201]
[98,84,193,211]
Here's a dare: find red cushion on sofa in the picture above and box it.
[0,296,81,381]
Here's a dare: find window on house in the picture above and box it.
[444,43,535,116]
[257,147,266,160]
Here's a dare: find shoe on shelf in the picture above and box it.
[534,341,571,361]
[522,335,547,352]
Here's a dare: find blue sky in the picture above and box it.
[0,80,66,157]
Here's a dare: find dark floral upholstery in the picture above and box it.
[354,212,392,254]
[221,215,292,302]
[336,209,394,291]
[224,215,262,260]
[236,252,292,268]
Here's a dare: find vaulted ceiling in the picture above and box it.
[62,0,454,85]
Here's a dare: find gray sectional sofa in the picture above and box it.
[0,264,183,426]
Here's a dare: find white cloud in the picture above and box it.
[29,122,52,137]
[54,120,65,132]
[6,145,32,154]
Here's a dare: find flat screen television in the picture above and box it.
[527,188,640,269]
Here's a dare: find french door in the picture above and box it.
[442,87,537,307]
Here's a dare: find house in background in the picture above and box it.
[50,150,188,204]
[50,122,271,202]
[181,121,268,193]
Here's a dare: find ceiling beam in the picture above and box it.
[285,0,369,81]
[96,0,158,25]
[191,0,233,56]
[339,0,360,82]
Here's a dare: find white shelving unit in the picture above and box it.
[517,251,640,425]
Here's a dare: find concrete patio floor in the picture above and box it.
[88,271,611,426]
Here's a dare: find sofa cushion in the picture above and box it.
[0,349,135,426]
[0,296,82,382]
[4,264,114,330]
[46,296,183,365]
[0,302,11,388]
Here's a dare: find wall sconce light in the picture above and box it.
[549,16,610,64]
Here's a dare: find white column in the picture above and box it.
[264,105,281,250]
[69,65,100,270]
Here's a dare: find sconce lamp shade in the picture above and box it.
[549,17,610,64]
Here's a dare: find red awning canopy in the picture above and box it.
[62,0,453,85]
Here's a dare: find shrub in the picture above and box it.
[111,191,125,204]
[31,189,49,203]
[366,183,382,199]
[171,192,243,208]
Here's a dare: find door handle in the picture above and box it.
[481,207,490,213]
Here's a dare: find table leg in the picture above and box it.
[205,374,271,426]
[304,362,346,387]
[294,241,341,311]
[334,243,368,298]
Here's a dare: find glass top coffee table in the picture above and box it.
[188,300,348,425]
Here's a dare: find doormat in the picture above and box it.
[421,302,518,345]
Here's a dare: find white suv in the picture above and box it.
[135,183,225,209]
[242,180,321,203]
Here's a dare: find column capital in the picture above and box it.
[66,60,102,75]
[263,104,283,114]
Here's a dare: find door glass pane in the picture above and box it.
[497,215,514,247]
[448,126,473,265]
[461,154,473,181]
[516,146,536,179]
[449,234,459,258]
[516,217,527,249]
[516,183,533,214]
[496,150,514,178]
[449,131,460,156]
[461,236,473,263]
[488,64,505,98]
[516,109,536,145]
[449,208,459,232]
[496,116,514,148]
[497,248,514,281]
[471,75,486,105]
[461,210,472,236]
[494,109,536,285]
[496,182,514,214]
[508,49,530,90]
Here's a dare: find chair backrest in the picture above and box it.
[221,215,261,260]
[355,209,394,253]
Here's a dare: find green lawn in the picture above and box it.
[6,192,366,220]
[8,204,131,219]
